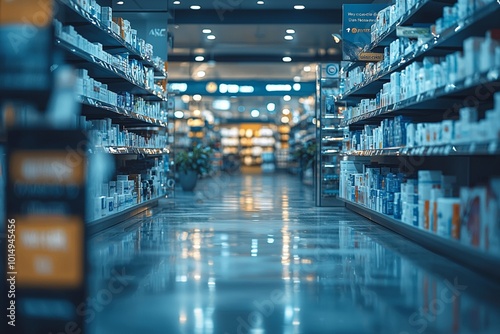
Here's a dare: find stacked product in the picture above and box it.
[75,70,167,121]
[345,94,500,153]
[340,165,500,255]
[89,157,169,221]
[83,117,167,149]
[56,21,162,93]
[349,115,411,151]
[71,0,163,64]
[344,28,500,121]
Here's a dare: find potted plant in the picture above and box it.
[293,141,317,180]
[175,144,213,191]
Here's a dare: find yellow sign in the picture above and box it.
[15,215,84,288]
[0,0,52,26]
[10,151,85,185]
[358,52,384,62]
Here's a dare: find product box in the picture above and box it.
[101,6,113,23]
[436,197,461,239]
[487,179,500,254]
[461,187,487,249]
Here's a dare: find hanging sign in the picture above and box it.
[342,4,387,62]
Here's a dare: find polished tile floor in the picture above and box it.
[88,174,500,334]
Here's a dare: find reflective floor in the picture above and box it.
[88,174,500,334]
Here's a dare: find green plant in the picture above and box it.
[293,141,317,169]
[175,144,213,175]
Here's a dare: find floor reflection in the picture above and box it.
[88,174,500,334]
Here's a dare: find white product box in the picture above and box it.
[464,37,485,77]
[487,178,500,253]
[460,187,487,249]
[437,197,461,239]
[441,120,454,144]
[101,6,113,23]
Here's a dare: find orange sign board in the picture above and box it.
[0,0,52,26]
[15,215,84,288]
[10,151,85,185]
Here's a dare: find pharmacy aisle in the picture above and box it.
[87,174,500,334]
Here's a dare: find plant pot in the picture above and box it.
[178,170,198,191]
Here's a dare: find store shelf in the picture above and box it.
[56,0,166,76]
[343,141,500,157]
[87,197,160,235]
[340,198,500,281]
[57,39,166,101]
[342,67,500,127]
[79,96,167,127]
[366,0,453,51]
[340,1,500,101]
[95,146,169,155]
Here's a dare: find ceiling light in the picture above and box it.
[193,109,201,116]
[293,76,301,82]
[303,65,311,72]
[193,94,202,101]
[293,83,301,91]
[294,5,305,10]
[267,103,276,112]
[174,110,184,118]
[282,56,292,62]
[207,35,216,40]
[117,1,124,4]
[202,29,212,34]
[197,71,206,78]
[251,109,260,118]
[284,35,293,40]
[257,1,264,4]
[190,5,201,10]
[181,95,190,103]
[173,1,180,4]
[195,56,204,62]
[283,95,291,101]
[286,29,295,34]
[281,116,290,123]
[282,108,290,115]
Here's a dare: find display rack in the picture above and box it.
[315,64,345,206]
[56,0,171,229]
[339,1,500,277]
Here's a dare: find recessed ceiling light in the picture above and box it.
[303,65,311,72]
[195,56,205,61]
[257,1,265,4]
[173,1,180,4]
[286,29,295,34]
[293,76,301,82]
[281,116,290,123]
[282,108,291,115]
[117,1,124,4]
[197,71,206,78]
[193,94,202,101]
[251,109,260,118]
[190,5,201,10]
[294,5,305,10]
[284,35,293,40]
[207,35,216,40]
[283,95,291,101]
[202,29,212,34]
[282,56,292,62]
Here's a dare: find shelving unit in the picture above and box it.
[315,64,345,206]
[55,0,172,229]
[339,0,500,277]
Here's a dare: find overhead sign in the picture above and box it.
[342,4,386,62]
